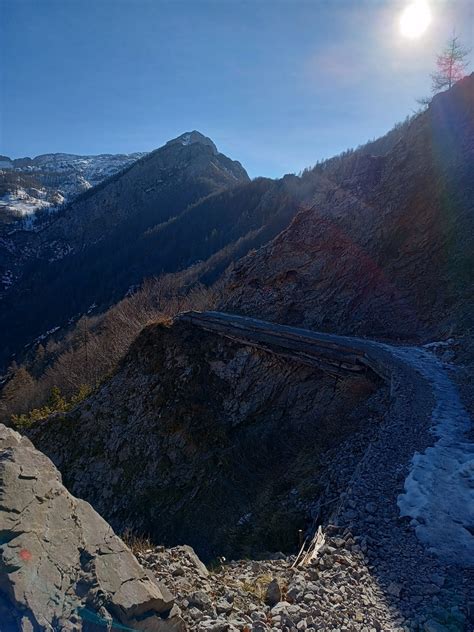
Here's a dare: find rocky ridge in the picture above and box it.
[0,132,251,367]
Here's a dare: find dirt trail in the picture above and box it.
[180,311,474,568]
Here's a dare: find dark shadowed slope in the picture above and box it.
[222,76,474,341]
[0,132,250,366]
[3,77,473,369]
[29,314,384,561]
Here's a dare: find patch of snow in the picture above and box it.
[1,269,14,289]
[423,339,455,350]
[48,242,73,262]
[393,347,474,566]
[0,188,52,217]
[34,326,60,344]
[237,512,252,526]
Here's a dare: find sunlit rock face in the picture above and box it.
[29,318,382,561]
[0,425,184,631]
[221,75,474,342]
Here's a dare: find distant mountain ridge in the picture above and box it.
[0,150,147,221]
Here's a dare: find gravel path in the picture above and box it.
[326,340,474,631]
[388,346,474,566]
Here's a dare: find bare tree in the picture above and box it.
[431,33,470,93]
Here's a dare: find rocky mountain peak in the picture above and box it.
[165,130,218,154]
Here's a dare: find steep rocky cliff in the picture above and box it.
[222,76,474,341]
[29,317,383,561]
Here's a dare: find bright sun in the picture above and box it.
[400,0,432,39]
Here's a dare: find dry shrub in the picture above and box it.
[121,528,154,555]
[0,272,219,422]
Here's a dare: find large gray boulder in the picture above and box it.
[0,425,185,631]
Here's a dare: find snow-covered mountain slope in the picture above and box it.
[0,151,146,223]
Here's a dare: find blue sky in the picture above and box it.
[1,0,473,177]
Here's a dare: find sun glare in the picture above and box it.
[400,0,432,39]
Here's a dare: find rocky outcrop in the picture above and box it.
[0,425,185,631]
[165,131,219,156]
[29,317,384,561]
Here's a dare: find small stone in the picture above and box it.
[287,586,302,603]
[172,566,185,576]
[387,582,402,598]
[265,579,282,607]
[189,607,205,621]
[216,598,233,614]
[188,590,213,611]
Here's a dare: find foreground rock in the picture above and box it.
[0,425,185,631]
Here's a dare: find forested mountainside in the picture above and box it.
[0,111,420,373]
[0,132,250,367]
[222,74,474,341]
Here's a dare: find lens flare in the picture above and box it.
[400,0,432,39]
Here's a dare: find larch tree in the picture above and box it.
[431,33,471,93]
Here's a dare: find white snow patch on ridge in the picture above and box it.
[0,189,55,216]
[393,347,474,566]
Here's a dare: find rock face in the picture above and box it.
[222,75,474,341]
[0,425,185,631]
[165,130,219,155]
[29,318,383,561]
